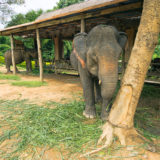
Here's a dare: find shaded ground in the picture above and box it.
[0,66,160,160]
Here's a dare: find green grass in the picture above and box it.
[0,73,21,80]
[0,99,103,159]
[0,97,159,159]
[11,81,47,87]
[134,84,160,140]
[0,77,159,159]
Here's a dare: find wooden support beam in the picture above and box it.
[54,37,59,61]
[10,34,16,75]
[36,28,43,82]
[81,18,85,33]
[54,36,64,60]
[121,28,136,74]
[125,28,136,63]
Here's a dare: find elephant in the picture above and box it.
[70,25,127,120]
[4,49,38,73]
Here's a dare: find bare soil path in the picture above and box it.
[0,66,83,104]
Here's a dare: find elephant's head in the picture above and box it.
[27,50,38,59]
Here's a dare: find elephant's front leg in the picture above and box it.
[79,66,96,119]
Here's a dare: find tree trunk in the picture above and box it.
[98,0,160,148]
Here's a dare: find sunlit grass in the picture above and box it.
[0,73,21,80]
[11,81,47,87]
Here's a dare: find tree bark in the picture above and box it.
[98,0,160,149]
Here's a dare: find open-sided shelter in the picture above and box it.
[0,0,143,81]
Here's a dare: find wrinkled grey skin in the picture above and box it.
[70,25,127,120]
[4,49,38,73]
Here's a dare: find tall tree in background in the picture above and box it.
[54,0,84,10]
[0,0,25,23]
[7,9,43,27]
[97,0,160,150]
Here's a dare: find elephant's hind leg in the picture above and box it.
[6,63,12,73]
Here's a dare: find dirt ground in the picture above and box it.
[0,66,160,160]
[0,66,83,104]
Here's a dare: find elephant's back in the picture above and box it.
[14,50,24,64]
[4,50,11,57]
[4,50,12,64]
[4,50,24,64]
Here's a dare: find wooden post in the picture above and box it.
[10,34,16,75]
[125,28,136,63]
[81,18,85,33]
[54,36,64,60]
[54,37,59,61]
[36,28,43,82]
[60,39,64,59]
[122,28,136,73]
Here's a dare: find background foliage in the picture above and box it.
[0,0,85,63]
[0,0,159,65]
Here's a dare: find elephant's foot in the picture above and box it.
[101,111,109,121]
[83,106,96,119]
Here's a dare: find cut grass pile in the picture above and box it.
[0,73,20,80]
[0,81,159,159]
[11,81,47,87]
[0,100,103,159]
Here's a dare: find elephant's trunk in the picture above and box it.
[98,56,118,97]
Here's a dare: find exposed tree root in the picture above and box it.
[80,121,138,158]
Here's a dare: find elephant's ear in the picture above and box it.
[118,32,128,50]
